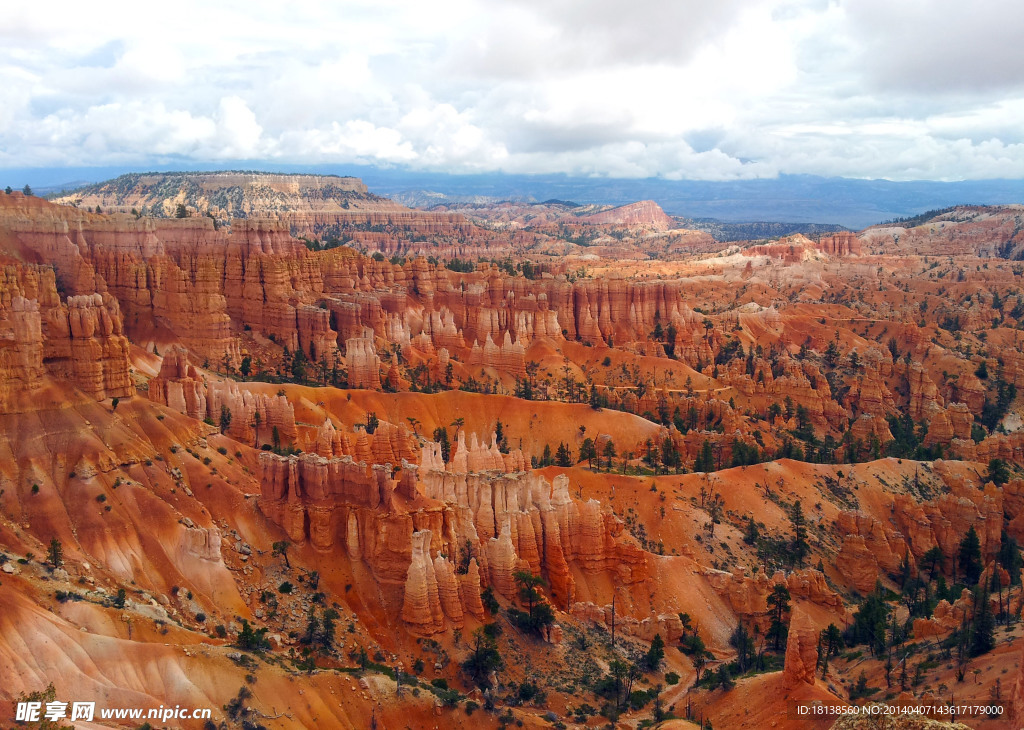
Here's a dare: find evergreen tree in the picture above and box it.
[432,426,451,462]
[790,500,810,566]
[602,439,617,471]
[219,404,232,434]
[824,340,840,367]
[923,546,944,581]
[958,526,983,586]
[47,537,63,569]
[578,438,597,468]
[694,439,714,473]
[643,633,665,671]
[767,584,791,651]
[971,589,995,656]
[820,623,843,677]
[743,515,759,545]
[794,404,815,442]
[272,540,291,568]
[462,627,503,688]
[555,442,572,467]
[235,619,270,651]
[997,530,1023,585]
[988,458,1010,486]
[319,608,338,652]
[660,436,681,471]
[729,623,754,673]
[290,347,308,382]
[849,590,889,656]
[302,606,320,645]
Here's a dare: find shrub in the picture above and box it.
[236,619,271,651]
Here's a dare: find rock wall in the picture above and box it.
[257,431,650,635]
[147,346,207,419]
[0,256,133,405]
[148,353,297,446]
[346,336,381,389]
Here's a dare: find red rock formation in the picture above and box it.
[783,607,818,689]
[836,535,882,594]
[568,602,684,642]
[400,530,446,634]
[206,381,296,446]
[704,567,842,622]
[43,292,135,400]
[0,294,45,410]
[579,201,673,230]
[147,346,207,419]
[346,336,381,389]
[816,231,862,256]
[468,331,526,376]
[742,235,820,263]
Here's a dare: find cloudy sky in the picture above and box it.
[3,0,1024,181]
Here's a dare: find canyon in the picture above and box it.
[1,178,1023,729]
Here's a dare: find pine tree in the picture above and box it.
[47,537,63,569]
[767,584,791,651]
[219,404,232,434]
[923,545,944,581]
[958,526,983,586]
[643,633,665,671]
[694,439,714,473]
[579,438,597,468]
[302,606,320,645]
[602,439,616,471]
[820,623,843,677]
[555,442,572,467]
[432,426,451,462]
[971,589,995,656]
[319,608,338,651]
[743,515,759,545]
[790,500,810,566]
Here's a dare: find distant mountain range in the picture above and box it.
[6,162,1024,229]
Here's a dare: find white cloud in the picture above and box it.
[0,0,1023,180]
